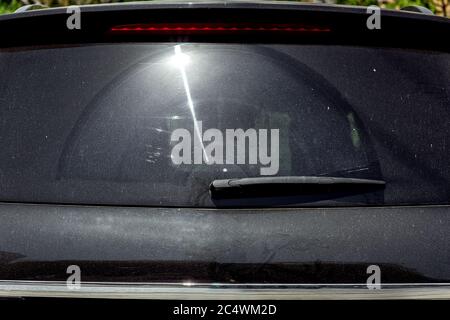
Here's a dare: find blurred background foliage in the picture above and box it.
[0,0,448,16]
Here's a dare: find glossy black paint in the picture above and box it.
[0,203,449,283]
[0,2,449,286]
[0,2,449,50]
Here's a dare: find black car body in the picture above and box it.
[0,1,449,299]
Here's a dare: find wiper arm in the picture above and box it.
[210,176,385,199]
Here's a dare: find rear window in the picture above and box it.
[0,43,448,207]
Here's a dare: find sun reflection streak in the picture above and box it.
[172,45,209,163]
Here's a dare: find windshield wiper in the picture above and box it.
[210,176,385,199]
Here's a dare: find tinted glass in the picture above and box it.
[0,44,448,207]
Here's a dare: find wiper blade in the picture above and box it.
[210,176,385,199]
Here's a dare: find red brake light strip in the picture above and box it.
[110,24,331,33]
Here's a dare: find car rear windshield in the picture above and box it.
[0,43,448,207]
